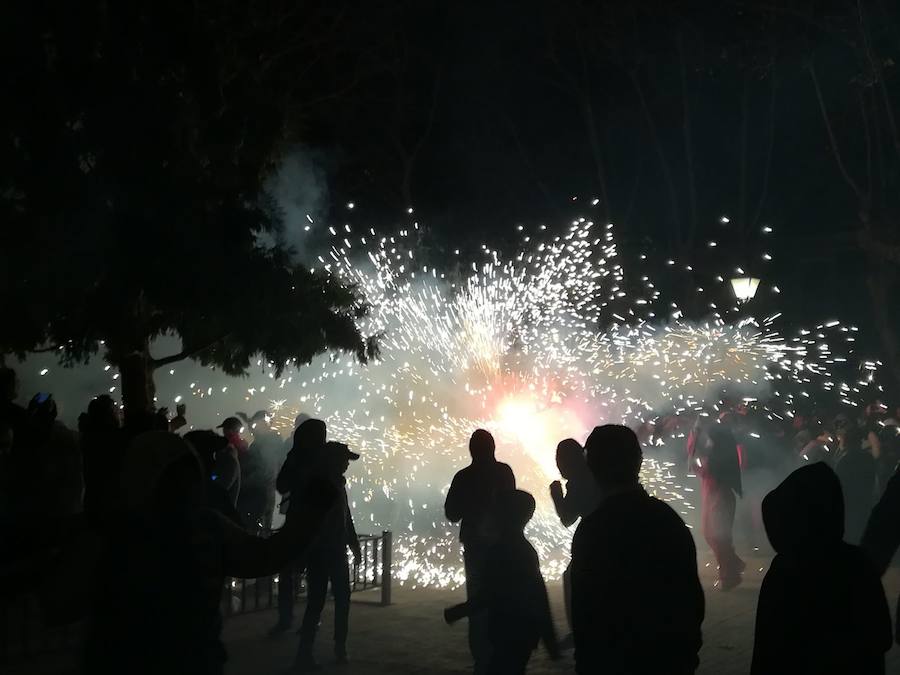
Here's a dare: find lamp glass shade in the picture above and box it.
[730,277,760,303]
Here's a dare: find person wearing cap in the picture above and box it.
[215,416,244,508]
[294,440,362,671]
[445,429,516,674]
[83,431,337,675]
[571,424,704,675]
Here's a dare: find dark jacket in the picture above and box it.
[751,463,892,675]
[84,504,327,675]
[862,468,900,644]
[571,485,704,675]
[448,532,557,657]
[444,459,515,545]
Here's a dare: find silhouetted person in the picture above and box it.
[236,411,279,532]
[0,366,27,440]
[572,424,704,675]
[549,438,600,644]
[862,467,900,644]
[751,463,892,674]
[214,416,244,507]
[270,418,327,635]
[835,426,876,544]
[83,431,335,675]
[445,490,559,674]
[184,430,242,524]
[445,429,516,674]
[688,416,745,589]
[294,441,362,671]
[80,394,123,526]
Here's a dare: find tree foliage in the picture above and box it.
[0,1,384,415]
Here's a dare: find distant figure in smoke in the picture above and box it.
[294,441,362,671]
[835,425,876,544]
[184,430,242,524]
[549,438,601,646]
[236,411,279,533]
[445,489,559,674]
[445,429,516,674]
[688,414,745,590]
[214,416,244,508]
[862,465,900,645]
[270,417,327,635]
[751,463,892,674]
[83,431,336,675]
[572,424,704,675]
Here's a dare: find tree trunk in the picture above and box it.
[117,349,157,428]
[867,254,900,394]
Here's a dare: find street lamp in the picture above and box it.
[730,277,760,304]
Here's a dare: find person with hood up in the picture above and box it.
[445,429,517,674]
[444,489,559,674]
[83,431,335,675]
[294,440,362,671]
[751,463,892,675]
[688,415,745,590]
[270,418,327,635]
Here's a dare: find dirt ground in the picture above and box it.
[8,552,900,674]
[221,553,900,675]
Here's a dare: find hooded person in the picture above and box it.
[444,429,517,674]
[270,417,327,635]
[444,490,559,674]
[294,441,362,671]
[751,463,892,675]
[83,431,335,675]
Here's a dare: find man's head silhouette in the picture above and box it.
[469,428,495,462]
[585,424,642,490]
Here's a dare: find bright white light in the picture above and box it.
[730,277,760,303]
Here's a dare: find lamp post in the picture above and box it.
[730,277,760,304]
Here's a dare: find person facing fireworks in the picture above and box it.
[572,424,704,675]
[751,463,892,674]
[444,489,559,674]
[270,417,327,636]
[445,429,516,674]
[688,413,745,590]
[294,440,362,671]
[549,438,601,647]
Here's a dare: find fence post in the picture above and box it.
[380,530,392,606]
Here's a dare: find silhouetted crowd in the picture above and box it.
[2,363,900,674]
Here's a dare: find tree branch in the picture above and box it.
[151,334,229,369]
[808,62,865,202]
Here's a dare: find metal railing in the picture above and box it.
[221,530,392,616]
[2,531,392,664]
